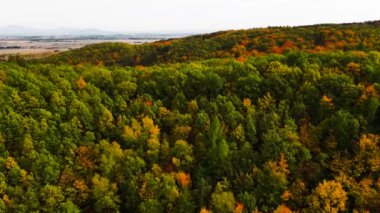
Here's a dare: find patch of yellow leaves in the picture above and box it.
[243,98,251,107]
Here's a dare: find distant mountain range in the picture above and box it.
[0,25,121,37]
[2,21,379,37]
[0,25,192,38]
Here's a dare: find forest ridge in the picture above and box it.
[26,20,380,67]
[0,21,379,212]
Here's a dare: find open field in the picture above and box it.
[0,37,160,59]
[0,32,192,59]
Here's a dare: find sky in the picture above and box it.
[1,0,379,33]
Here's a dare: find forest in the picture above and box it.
[0,22,379,212]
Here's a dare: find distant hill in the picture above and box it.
[38,20,380,66]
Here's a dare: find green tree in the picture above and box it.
[206,116,231,176]
[40,185,65,211]
[91,174,120,212]
[210,181,236,213]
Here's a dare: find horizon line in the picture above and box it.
[0,19,379,35]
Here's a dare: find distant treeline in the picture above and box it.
[0,46,21,49]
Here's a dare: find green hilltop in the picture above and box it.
[35,20,380,66]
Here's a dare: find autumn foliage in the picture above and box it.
[0,22,379,212]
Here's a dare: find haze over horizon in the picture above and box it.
[1,0,379,33]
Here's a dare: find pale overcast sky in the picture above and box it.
[0,0,379,32]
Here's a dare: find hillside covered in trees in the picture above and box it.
[33,21,380,67]
[0,22,380,212]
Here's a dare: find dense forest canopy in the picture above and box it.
[0,22,380,212]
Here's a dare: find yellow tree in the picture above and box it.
[309,180,348,213]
